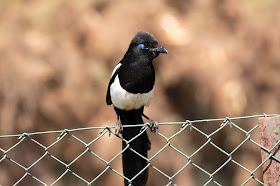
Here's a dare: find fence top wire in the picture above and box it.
[0,113,280,186]
[0,114,274,138]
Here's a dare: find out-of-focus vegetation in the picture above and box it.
[0,0,279,185]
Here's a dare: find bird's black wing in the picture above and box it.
[106,62,122,105]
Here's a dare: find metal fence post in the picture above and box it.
[258,116,280,185]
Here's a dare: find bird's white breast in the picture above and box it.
[110,75,154,110]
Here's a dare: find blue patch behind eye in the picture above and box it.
[138,44,148,50]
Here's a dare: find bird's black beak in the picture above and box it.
[150,46,168,54]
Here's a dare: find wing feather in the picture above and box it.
[106,63,122,105]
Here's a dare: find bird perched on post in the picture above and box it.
[106,31,168,186]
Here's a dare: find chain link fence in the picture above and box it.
[1,114,279,186]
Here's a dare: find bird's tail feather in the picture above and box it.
[120,109,151,186]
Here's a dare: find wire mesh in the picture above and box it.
[0,114,279,186]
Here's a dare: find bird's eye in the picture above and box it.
[138,44,149,50]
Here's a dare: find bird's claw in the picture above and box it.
[149,119,158,133]
[115,121,123,135]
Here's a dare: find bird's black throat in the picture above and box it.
[118,57,155,94]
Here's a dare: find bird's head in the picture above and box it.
[129,31,168,59]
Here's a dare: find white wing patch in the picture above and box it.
[110,75,154,110]
[111,63,122,77]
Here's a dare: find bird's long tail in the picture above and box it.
[119,109,151,186]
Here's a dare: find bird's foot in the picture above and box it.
[149,119,158,133]
[115,120,123,135]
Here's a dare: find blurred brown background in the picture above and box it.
[0,0,279,185]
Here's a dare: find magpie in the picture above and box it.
[106,31,168,186]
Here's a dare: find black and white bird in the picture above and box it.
[106,31,168,186]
